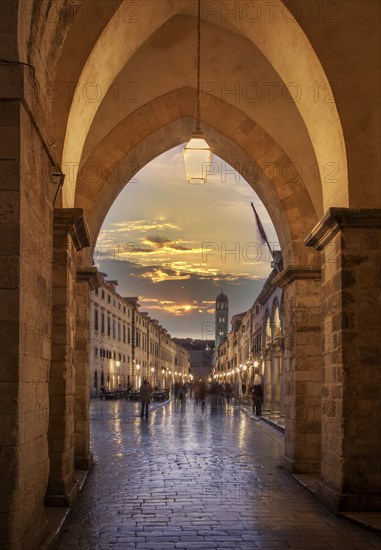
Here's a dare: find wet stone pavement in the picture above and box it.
[57,398,380,549]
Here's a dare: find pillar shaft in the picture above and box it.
[0,61,52,548]
[274,267,322,474]
[74,267,99,469]
[270,346,281,419]
[262,349,272,414]
[306,208,381,511]
[46,210,90,506]
[280,353,285,419]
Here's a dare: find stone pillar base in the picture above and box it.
[75,452,94,470]
[281,453,320,475]
[316,480,381,513]
[270,410,280,422]
[44,480,80,508]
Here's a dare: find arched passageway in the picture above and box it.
[1,1,380,547]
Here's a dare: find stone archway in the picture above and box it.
[1,1,381,548]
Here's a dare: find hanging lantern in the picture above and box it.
[183,0,212,184]
[183,131,212,184]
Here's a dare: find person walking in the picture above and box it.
[225,381,232,404]
[252,370,263,416]
[140,379,151,419]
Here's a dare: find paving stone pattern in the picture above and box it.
[57,399,381,549]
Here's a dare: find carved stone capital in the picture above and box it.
[53,208,90,251]
[76,266,102,290]
[273,265,321,289]
[304,208,381,251]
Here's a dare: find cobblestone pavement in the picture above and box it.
[57,398,380,549]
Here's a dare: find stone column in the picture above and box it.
[270,344,281,420]
[0,60,53,548]
[262,348,272,415]
[74,267,100,470]
[305,208,381,512]
[274,266,322,474]
[279,340,285,421]
[46,209,90,506]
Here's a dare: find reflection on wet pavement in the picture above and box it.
[57,398,380,549]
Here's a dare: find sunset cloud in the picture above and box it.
[143,235,191,251]
[136,296,212,317]
[111,219,180,232]
[135,268,191,284]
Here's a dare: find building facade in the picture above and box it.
[90,273,190,396]
[214,256,285,426]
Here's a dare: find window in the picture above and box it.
[127,327,131,344]
[123,306,126,313]
[94,309,99,332]
[101,290,105,300]
[123,324,126,343]
[118,322,121,341]
[113,318,116,339]
[95,287,99,296]
[107,316,111,336]
[101,312,105,334]
[95,347,98,357]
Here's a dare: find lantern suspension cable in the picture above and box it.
[183,0,212,185]
[196,0,201,131]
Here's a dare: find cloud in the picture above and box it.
[110,219,180,232]
[143,235,191,251]
[135,298,201,317]
[134,268,191,284]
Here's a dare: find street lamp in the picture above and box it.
[183,0,212,184]
[116,360,120,368]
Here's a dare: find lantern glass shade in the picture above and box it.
[183,134,212,184]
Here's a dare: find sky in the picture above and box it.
[95,145,279,339]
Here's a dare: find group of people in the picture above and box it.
[194,374,264,416]
[138,372,264,419]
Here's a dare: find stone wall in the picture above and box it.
[306,208,381,511]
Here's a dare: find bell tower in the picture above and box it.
[215,289,229,348]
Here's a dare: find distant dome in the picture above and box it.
[216,290,228,303]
